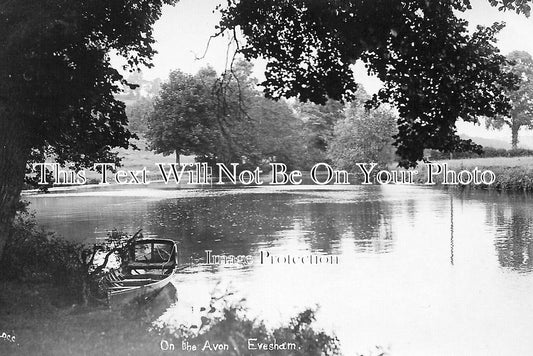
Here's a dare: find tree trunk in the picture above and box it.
[0,109,31,261]
[175,150,180,165]
[511,124,519,150]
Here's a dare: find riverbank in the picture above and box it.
[24,155,533,195]
[0,210,342,355]
[0,281,164,356]
[0,213,171,355]
[0,278,342,356]
[410,156,533,191]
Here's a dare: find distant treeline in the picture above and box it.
[428,147,533,160]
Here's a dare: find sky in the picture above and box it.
[123,0,533,145]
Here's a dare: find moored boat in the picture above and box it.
[103,237,179,308]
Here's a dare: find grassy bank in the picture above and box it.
[411,156,533,191]
[0,279,342,356]
[0,281,165,356]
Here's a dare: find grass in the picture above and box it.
[437,156,533,169]
[84,139,195,184]
[0,281,167,356]
[408,156,533,191]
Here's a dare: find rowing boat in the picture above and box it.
[103,237,179,308]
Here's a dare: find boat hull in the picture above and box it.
[105,238,179,308]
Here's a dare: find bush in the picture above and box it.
[154,289,342,356]
[0,211,93,303]
[0,212,134,305]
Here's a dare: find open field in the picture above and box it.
[112,139,194,169]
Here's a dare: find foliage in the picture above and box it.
[0,211,137,305]
[146,66,227,163]
[485,51,533,148]
[147,60,312,169]
[412,163,533,192]
[126,96,155,135]
[0,0,178,260]
[119,72,162,103]
[0,0,176,168]
[155,290,342,356]
[328,103,397,172]
[243,96,310,170]
[488,166,533,191]
[0,211,88,303]
[487,0,533,16]
[428,146,533,159]
[0,285,345,356]
[294,99,345,164]
[217,0,524,166]
[118,73,162,136]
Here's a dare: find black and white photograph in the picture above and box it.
[2,0,533,355]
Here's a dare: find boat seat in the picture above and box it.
[111,279,158,286]
[123,274,167,280]
[107,286,136,290]
[127,262,175,269]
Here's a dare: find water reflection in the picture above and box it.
[28,188,405,260]
[149,191,402,262]
[479,192,533,272]
[30,187,533,276]
[450,194,454,266]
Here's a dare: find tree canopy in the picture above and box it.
[328,104,397,171]
[295,99,344,164]
[327,90,398,171]
[147,61,310,169]
[218,0,527,166]
[0,0,177,259]
[1,0,177,167]
[147,67,220,163]
[486,51,533,148]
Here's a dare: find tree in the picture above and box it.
[127,97,154,136]
[486,51,533,148]
[147,60,309,169]
[487,0,533,15]
[218,0,523,166]
[328,103,398,172]
[146,67,221,163]
[294,99,344,164]
[0,0,177,259]
[245,96,309,170]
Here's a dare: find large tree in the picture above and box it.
[147,60,309,169]
[486,51,533,148]
[218,0,525,166]
[0,0,177,259]
[146,67,221,163]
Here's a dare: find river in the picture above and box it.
[25,184,533,355]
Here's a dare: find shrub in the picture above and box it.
[154,289,342,356]
[0,212,135,305]
[0,211,88,303]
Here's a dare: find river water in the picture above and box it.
[25,185,533,355]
